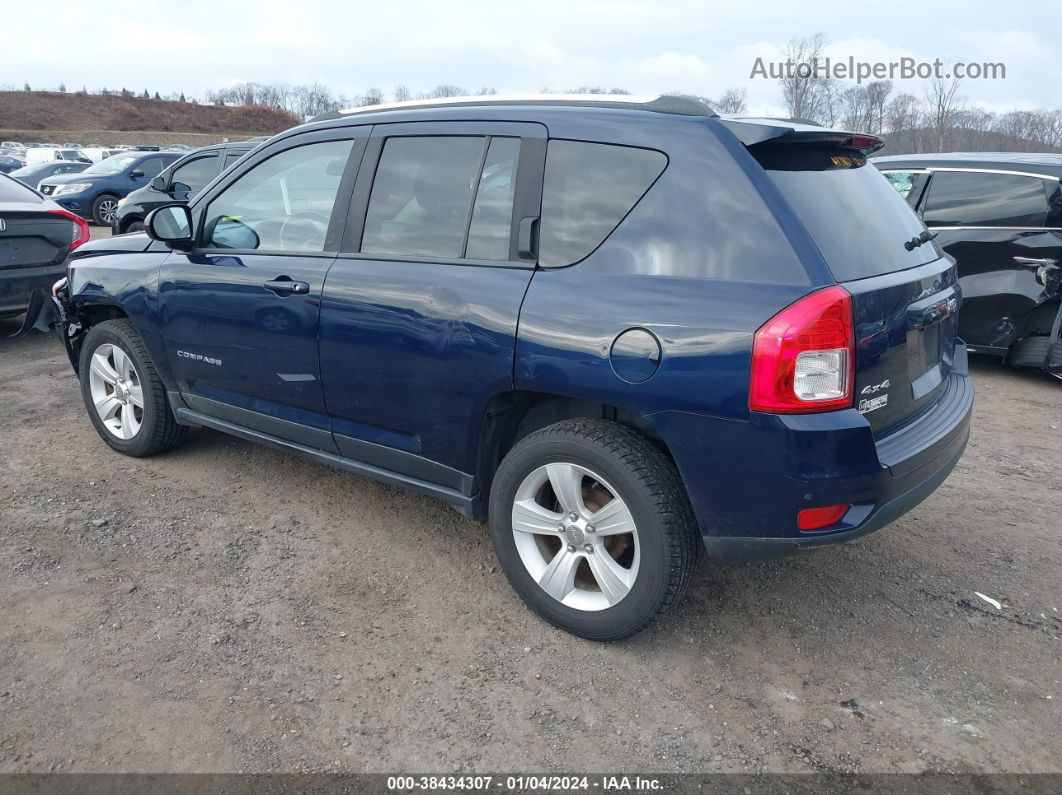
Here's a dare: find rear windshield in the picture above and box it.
[759,147,936,281]
[0,174,40,202]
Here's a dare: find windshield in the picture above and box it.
[84,154,139,175]
[759,147,936,281]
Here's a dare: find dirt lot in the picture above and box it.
[0,289,1059,773]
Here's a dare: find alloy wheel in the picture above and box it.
[511,462,640,611]
[88,343,144,440]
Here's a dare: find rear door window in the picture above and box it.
[539,141,666,267]
[361,135,519,261]
[922,171,1050,228]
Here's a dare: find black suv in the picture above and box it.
[874,153,1062,377]
[112,142,256,234]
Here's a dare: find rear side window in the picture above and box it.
[361,135,520,262]
[539,141,666,267]
[922,171,1050,228]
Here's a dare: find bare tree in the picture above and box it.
[358,88,384,106]
[393,85,411,103]
[925,76,964,152]
[714,87,748,114]
[779,33,837,123]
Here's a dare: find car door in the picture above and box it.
[164,150,221,203]
[918,168,1062,350]
[158,129,366,450]
[318,121,545,489]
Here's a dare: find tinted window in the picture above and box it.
[764,149,934,281]
[362,136,485,259]
[203,138,354,252]
[136,157,166,178]
[0,175,38,202]
[169,154,219,193]
[539,141,666,267]
[465,137,519,260]
[1047,183,1062,228]
[922,171,1050,228]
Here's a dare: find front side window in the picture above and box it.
[202,139,354,252]
[882,170,918,199]
[922,171,1050,228]
[361,136,489,259]
[539,140,667,267]
[169,155,219,195]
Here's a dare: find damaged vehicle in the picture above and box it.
[0,174,90,320]
[18,95,973,640]
[874,153,1062,378]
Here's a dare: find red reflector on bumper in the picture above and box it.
[797,504,850,531]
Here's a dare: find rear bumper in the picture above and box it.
[0,263,66,316]
[703,420,968,562]
[652,343,974,563]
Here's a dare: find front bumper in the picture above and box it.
[653,343,974,563]
[0,263,67,317]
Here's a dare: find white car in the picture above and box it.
[24,147,89,165]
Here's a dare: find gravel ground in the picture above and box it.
[0,298,1059,774]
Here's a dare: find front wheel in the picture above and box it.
[91,194,120,226]
[489,419,698,640]
[79,319,186,456]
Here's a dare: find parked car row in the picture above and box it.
[0,139,262,228]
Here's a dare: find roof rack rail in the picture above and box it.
[309,93,717,124]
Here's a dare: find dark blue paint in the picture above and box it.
[60,102,973,560]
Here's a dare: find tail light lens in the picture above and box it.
[749,285,854,413]
[48,207,91,252]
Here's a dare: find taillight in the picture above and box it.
[749,285,854,413]
[48,207,90,252]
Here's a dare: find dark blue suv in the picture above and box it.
[37,150,180,226]
[39,95,972,639]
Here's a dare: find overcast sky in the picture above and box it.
[4,0,1059,114]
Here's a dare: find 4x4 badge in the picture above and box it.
[861,379,890,395]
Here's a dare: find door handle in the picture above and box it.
[517,216,538,260]
[1013,256,1058,267]
[264,277,310,296]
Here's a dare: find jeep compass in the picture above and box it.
[27,95,972,640]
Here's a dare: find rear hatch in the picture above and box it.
[0,177,74,270]
[734,121,959,433]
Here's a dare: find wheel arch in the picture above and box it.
[475,390,674,508]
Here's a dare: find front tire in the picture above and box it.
[79,319,186,457]
[489,419,698,640]
[91,193,120,226]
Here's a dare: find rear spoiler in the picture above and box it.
[718,117,885,155]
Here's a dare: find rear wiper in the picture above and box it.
[904,230,938,251]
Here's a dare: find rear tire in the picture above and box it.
[79,319,186,457]
[489,419,698,641]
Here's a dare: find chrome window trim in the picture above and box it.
[924,225,1062,232]
[880,165,1059,182]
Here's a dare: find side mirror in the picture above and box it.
[145,205,193,250]
[129,169,145,179]
[150,175,166,191]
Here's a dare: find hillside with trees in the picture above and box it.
[0,89,297,136]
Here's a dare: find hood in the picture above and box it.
[39,172,107,187]
[71,231,153,258]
